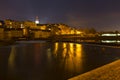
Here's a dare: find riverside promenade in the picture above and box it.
[69,59,120,80]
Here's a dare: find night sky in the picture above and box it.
[0,0,120,31]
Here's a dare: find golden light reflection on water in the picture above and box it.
[62,43,67,58]
[54,42,58,57]
[53,42,83,72]
[8,46,16,72]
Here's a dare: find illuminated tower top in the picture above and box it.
[35,16,39,24]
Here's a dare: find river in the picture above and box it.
[0,41,120,80]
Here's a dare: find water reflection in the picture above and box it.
[8,46,16,72]
[101,40,120,43]
[0,47,11,80]
[53,42,83,74]
[1,41,120,80]
[34,44,42,67]
[7,46,16,79]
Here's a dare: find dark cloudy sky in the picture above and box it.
[0,0,120,31]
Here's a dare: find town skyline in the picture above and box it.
[1,0,120,31]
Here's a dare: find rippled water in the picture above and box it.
[0,41,120,80]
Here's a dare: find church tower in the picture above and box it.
[35,16,39,24]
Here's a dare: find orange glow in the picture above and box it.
[71,30,75,34]
[70,43,74,56]
[53,42,83,72]
[0,22,2,26]
[54,42,59,56]
[40,26,46,30]
[65,43,83,71]
[62,43,67,58]
[76,31,82,34]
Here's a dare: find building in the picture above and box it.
[4,19,23,28]
[23,20,36,28]
[0,20,5,27]
[37,23,71,35]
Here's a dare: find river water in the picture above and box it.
[0,41,120,80]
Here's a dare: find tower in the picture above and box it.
[35,16,39,24]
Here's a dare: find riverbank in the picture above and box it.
[69,59,120,80]
[55,40,120,47]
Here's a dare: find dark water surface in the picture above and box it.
[0,41,120,80]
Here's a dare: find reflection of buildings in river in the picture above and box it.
[53,42,83,72]
[34,43,48,67]
[8,46,17,73]
[54,42,58,57]
[7,45,27,78]
[34,44,41,66]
